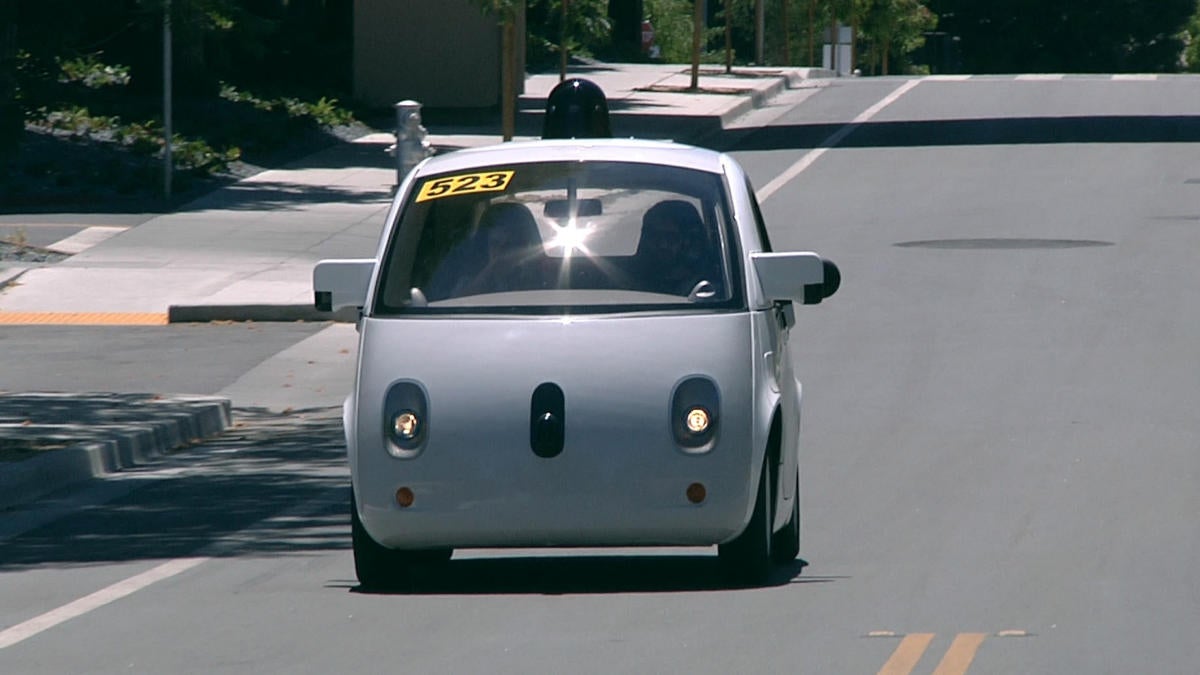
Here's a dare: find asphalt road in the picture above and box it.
[3,75,1199,674]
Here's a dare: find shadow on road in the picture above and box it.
[0,408,350,570]
[341,557,832,596]
[727,115,1200,153]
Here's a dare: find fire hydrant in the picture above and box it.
[393,100,432,187]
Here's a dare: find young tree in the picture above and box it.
[526,0,611,74]
[472,0,522,141]
[861,0,936,74]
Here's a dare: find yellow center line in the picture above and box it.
[932,633,987,675]
[0,312,169,326]
[877,633,935,675]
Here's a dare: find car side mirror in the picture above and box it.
[750,252,840,305]
[313,259,374,312]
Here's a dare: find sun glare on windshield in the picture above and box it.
[547,218,595,258]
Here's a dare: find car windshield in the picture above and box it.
[374,160,741,315]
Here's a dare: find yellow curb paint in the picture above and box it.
[932,633,987,675]
[0,312,168,326]
[877,632,934,675]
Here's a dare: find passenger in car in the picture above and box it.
[455,202,549,296]
[636,199,723,297]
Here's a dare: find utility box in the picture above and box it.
[354,0,526,108]
[822,24,854,77]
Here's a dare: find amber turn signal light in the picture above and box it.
[396,487,415,508]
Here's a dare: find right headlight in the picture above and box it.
[671,377,720,452]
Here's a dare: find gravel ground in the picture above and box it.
[0,239,69,265]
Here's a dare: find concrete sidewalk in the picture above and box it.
[0,63,830,324]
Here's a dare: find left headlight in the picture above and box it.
[383,381,428,457]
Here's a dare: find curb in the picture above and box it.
[167,304,358,324]
[0,267,29,292]
[515,67,834,146]
[0,393,232,510]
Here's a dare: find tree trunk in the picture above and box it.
[808,0,815,66]
[502,17,516,141]
[724,0,732,74]
[754,0,764,65]
[781,0,790,65]
[559,0,568,81]
[690,0,703,90]
[830,11,838,75]
[851,11,858,74]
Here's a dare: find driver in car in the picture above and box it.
[636,199,723,298]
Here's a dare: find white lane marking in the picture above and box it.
[924,74,972,81]
[756,78,923,202]
[0,485,346,650]
[0,557,209,649]
[1112,74,1157,81]
[46,226,128,254]
[1015,74,1065,81]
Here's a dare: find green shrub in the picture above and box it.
[30,106,241,175]
[57,54,131,89]
[218,84,355,127]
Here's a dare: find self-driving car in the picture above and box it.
[315,129,839,588]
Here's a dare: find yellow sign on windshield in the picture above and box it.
[416,171,515,203]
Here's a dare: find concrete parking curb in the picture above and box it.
[167,304,358,324]
[0,393,232,510]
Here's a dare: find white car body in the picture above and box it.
[315,138,838,586]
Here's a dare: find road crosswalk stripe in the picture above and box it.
[46,226,128,254]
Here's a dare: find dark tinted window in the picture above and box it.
[375,161,743,315]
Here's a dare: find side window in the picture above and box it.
[745,177,773,253]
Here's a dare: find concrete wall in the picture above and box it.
[354,0,525,109]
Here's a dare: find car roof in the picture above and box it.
[413,138,728,177]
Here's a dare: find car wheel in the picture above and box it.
[718,458,773,586]
[771,469,801,563]
[351,490,451,589]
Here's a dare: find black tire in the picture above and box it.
[351,490,451,589]
[772,469,801,563]
[718,458,773,586]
